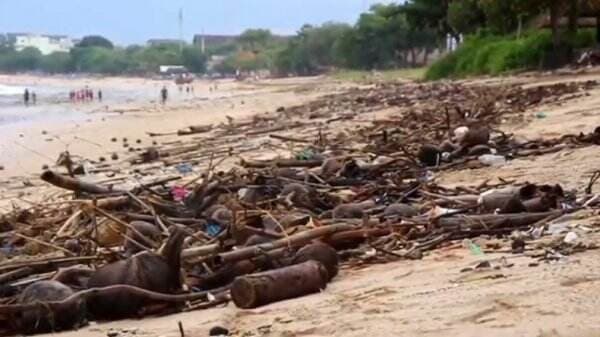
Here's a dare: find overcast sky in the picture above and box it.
[0,0,396,45]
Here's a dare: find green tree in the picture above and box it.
[70,47,131,74]
[403,0,454,41]
[447,0,486,35]
[77,35,115,49]
[238,29,273,51]
[40,52,72,73]
[181,46,207,73]
[15,47,43,71]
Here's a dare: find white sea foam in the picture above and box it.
[0,84,25,96]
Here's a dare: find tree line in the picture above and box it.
[0,1,590,76]
[0,35,208,75]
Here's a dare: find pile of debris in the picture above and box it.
[1,80,599,335]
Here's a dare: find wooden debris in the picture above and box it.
[231,260,328,309]
[0,79,599,334]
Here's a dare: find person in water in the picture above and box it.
[24,89,30,106]
[161,86,168,104]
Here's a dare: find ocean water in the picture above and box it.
[0,79,209,128]
[0,82,86,126]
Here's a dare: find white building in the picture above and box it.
[11,34,74,55]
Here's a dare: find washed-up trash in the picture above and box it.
[171,185,190,202]
[563,231,579,244]
[205,222,222,237]
[547,223,569,235]
[175,163,193,174]
[478,154,506,167]
[295,148,316,160]
[2,75,600,336]
[454,126,469,141]
[209,326,230,337]
[463,239,484,256]
[531,226,544,239]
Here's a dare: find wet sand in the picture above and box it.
[4,70,600,337]
[0,75,341,177]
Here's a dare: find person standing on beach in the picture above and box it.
[32,92,37,105]
[23,89,30,106]
[161,86,168,104]
[98,90,103,102]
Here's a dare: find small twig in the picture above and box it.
[178,321,185,337]
[585,170,600,194]
[92,206,156,251]
[126,191,169,234]
[368,242,405,258]
[13,233,75,256]
[444,106,451,138]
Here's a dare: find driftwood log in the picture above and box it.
[13,280,85,334]
[231,260,328,309]
[86,225,188,319]
[217,224,356,263]
[409,211,565,230]
[241,158,324,169]
[0,285,215,315]
[41,170,122,195]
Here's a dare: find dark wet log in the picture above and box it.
[410,211,565,230]
[291,243,339,281]
[460,126,490,147]
[94,196,131,209]
[121,212,205,225]
[182,243,220,260]
[124,221,163,255]
[418,144,442,166]
[269,134,311,143]
[241,158,323,169]
[231,260,328,309]
[14,280,85,334]
[0,285,212,315]
[0,256,99,274]
[0,267,33,285]
[86,226,188,319]
[217,224,356,263]
[325,227,392,245]
[177,124,213,136]
[41,170,122,194]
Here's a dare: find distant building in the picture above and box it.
[147,39,185,47]
[6,33,74,55]
[159,65,188,75]
[206,55,228,72]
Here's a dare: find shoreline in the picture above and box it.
[0,74,336,177]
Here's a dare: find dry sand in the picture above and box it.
[5,70,600,336]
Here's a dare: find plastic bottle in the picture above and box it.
[478,154,506,167]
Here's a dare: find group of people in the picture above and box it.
[178,85,195,94]
[23,89,36,106]
[69,87,102,103]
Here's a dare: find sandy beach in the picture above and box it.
[0,75,345,178]
[2,70,600,337]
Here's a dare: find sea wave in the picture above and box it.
[0,84,25,96]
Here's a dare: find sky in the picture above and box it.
[0,0,396,45]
